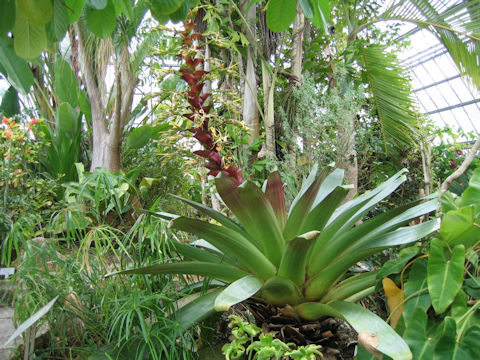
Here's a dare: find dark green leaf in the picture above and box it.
[403,259,431,324]
[49,0,70,41]
[0,0,15,36]
[376,245,419,279]
[54,55,79,107]
[65,0,85,24]
[266,0,297,32]
[13,12,47,59]
[439,206,480,249]
[311,0,330,33]
[298,0,314,18]
[0,86,20,117]
[147,0,185,16]
[124,125,153,150]
[17,0,53,26]
[428,239,465,314]
[403,307,434,360]
[85,0,116,38]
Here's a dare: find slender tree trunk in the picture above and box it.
[240,0,259,146]
[336,109,358,201]
[262,63,276,158]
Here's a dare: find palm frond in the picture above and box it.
[380,0,480,89]
[357,44,420,147]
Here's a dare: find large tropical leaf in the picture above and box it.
[214,275,263,311]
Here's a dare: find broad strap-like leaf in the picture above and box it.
[300,185,350,234]
[294,301,412,360]
[214,275,263,311]
[172,242,233,265]
[170,289,223,333]
[215,174,284,266]
[171,216,277,279]
[306,220,436,301]
[277,231,319,286]
[3,296,59,347]
[265,171,287,230]
[312,168,345,208]
[427,239,465,314]
[284,166,333,241]
[321,271,378,302]
[171,194,256,246]
[106,261,247,283]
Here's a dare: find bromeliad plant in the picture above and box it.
[108,165,438,359]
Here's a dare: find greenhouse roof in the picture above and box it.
[398,12,480,136]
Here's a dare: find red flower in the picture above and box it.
[29,118,38,124]
[2,117,9,124]
[6,132,12,139]
[5,156,10,161]
[28,126,32,131]
[18,136,24,141]
[25,148,30,153]
[14,169,22,174]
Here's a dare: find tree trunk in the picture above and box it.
[240,0,259,146]
[262,62,276,158]
[336,109,358,201]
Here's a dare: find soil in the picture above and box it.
[205,299,360,360]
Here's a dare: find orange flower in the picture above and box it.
[25,148,30,153]
[18,136,24,141]
[29,118,38,124]
[2,117,9,124]
[14,169,22,174]
[28,126,32,131]
[5,156,11,161]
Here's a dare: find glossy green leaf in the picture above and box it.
[295,301,412,360]
[125,125,153,150]
[214,275,263,311]
[170,289,223,333]
[106,261,246,283]
[65,0,85,24]
[167,0,193,22]
[439,206,480,249]
[403,259,431,323]
[171,216,276,280]
[85,0,116,38]
[298,0,314,18]
[17,0,53,26]
[56,103,80,139]
[0,0,15,36]
[277,231,318,285]
[13,12,47,59]
[3,296,59,347]
[49,0,69,41]
[0,86,20,117]
[54,55,79,107]
[265,171,287,230]
[266,0,297,32]
[428,239,465,314]
[215,175,284,266]
[147,0,185,16]
[403,307,434,360]
[85,0,107,9]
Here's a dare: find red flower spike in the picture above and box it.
[181,74,197,86]
[193,70,208,80]
[192,58,204,68]
[193,150,211,159]
[191,33,203,40]
[184,22,195,33]
[191,82,205,94]
[193,131,213,146]
[183,113,196,121]
[180,67,192,75]
[207,170,220,177]
[199,93,210,105]
[209,151,222,166]
[206,160,222,171]
[188,97,202,109]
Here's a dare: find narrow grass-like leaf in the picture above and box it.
[214,275,263,311]
[171,217,276,279]
[106,261,247,283]
[428,239,465,313]
[294,300,412,360]
[277,231,319,285]
[312,168,345,208]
